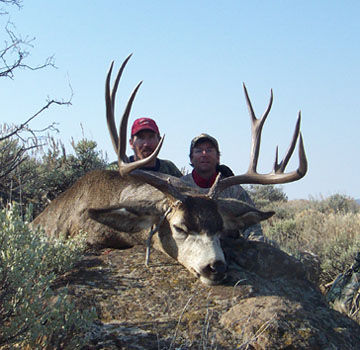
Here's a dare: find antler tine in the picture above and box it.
[296,132,308,177]
[105,61,118,154]
[105,55,166,177]
[208,172,222,199]
[209,87,307,199]
[243,83,273,173]
[117,81,143,163]
[105,54,134,154]
[275,112,301,173]
[111,54,133,113]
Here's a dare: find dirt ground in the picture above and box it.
[55,240,360,349]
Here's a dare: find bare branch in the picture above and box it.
[0,0,22,15]
[1,21,56,79]
[0,99,71,142]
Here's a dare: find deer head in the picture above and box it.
[88,54,307,285]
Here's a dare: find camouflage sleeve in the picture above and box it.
[326,253,360,317]
[237,187,255,206]
[158,159,183,178]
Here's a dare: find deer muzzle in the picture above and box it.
[199,260,227,285]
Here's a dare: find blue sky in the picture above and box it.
[2,1,360,200]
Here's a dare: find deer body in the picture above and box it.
[32,170,162,248]
[33,168,277,285]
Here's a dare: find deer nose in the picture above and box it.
[210,261,227,275]
[201,260,227,278]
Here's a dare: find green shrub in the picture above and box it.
[263,199,360,285]
[315,212,360,282]
[265,218,301,254]
[312,194,360,214]
[0,204,96,349]
[35,138,108,212]
[0,135,108,216]
[245,184,288,209]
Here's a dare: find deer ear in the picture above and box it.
[217,198,274,230]
[88,203,161,232]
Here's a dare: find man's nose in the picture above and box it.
[142,139,155,149]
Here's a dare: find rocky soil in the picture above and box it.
[55,238,360,349]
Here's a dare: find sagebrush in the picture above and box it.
[0,204,96,349]
[261,194,360,284]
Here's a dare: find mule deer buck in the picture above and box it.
[32,54,307,285]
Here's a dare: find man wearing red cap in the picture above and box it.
[129,117,182,177]
[181,133,264,241]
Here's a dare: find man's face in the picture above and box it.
[191,140,219,174]
[130,130,160,160]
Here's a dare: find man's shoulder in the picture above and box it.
[158,159,183,178]
[219,184,254,204]
[181,172,192,180]
[180,173,194,185]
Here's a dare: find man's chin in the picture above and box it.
[198,165,212,172]
[141,151,155,158]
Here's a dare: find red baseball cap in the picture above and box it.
[131,117,160,136]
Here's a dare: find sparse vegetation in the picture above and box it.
[260,193,360,285]
[0,2,99,348]
[0,204,96,349]
[0,132,108,216]
[244,184,288,209]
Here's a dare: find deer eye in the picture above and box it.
[173,225,188,239]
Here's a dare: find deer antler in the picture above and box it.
[105,55,194,202]
[208,84,307,199]
[105,55,164,176]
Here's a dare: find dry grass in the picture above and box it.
[261,196,360,284]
